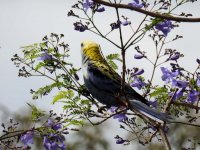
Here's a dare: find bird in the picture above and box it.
[81,40,171,123]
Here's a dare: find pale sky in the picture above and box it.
[0,0,200,149]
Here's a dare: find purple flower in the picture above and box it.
[169,89,184,101]
[155,20,173,36]
[131,77,146,90]
[83,0,94,12]
[197,76,200,87]
[74,22,88,32]
[160,67,179,83]
[131,68,144,76]
[20,131,34,145]
[121,20,131,26]
[109,106,118,113]
[128,0,144,8]
[110,21,121,30]
[116,138,126,144]
[43,134,66,150]
[196,58,200,64]
[113,113,128,122]
[39,53,53,61]
[96,7,105,12]
[172,79,188,88]
[186,90,199,103]
[134,54,144,59]
[169,53,180,61]
[47,119,62,131]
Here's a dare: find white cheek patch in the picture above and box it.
[82,64,88,79]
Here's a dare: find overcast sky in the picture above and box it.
[0,0,200,149]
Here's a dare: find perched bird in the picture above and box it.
[81,40,171,123]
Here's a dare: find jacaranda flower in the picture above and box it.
[47,119,62,131]
[155,20,173,36]
[110,21,121,30]
[130,77,146,90]
[169,88,184,101]
[43,134,66,150]
[121,20,131,26]
[96,7,105,12]
[134,54,144,59]
[128,0,144,8]
[131,68,144,76]
[20,131,34,145]
[74,22,88,32]
[160,67,179,83]
[186,90,199,103]
[172,79,188,88]
[83,0,94,12]
[39,53,53,61]
[113,113,128,122]
[116,138,126,144]
[169,53,180,61]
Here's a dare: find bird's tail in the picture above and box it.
[129,100,173,123]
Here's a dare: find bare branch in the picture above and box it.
[93,0,200,22]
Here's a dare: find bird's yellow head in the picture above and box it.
[81,40,104,62]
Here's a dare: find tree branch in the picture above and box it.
[159,127,171,150]
[93,0,200,22]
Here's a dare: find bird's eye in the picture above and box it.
[81,43,84,47]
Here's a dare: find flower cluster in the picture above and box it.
[155,20,174,36]
[130,68,146,90]
[110,106,128,122]
[19,119,67,150]
[83,0,105,12]
[128,0,144,8]
[161,67,200,103]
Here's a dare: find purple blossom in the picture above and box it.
[47,119,62,131]
[172,79,188,88]
[20,131,34,145]
[39,53,53,61]
[43,134,66,150]
[96,7,105,12]
[109,106,118,113]
[113,113,128,122]
[131,68,144,76]
[131,77,146,90]
[134,54,144,59]
[169,89,184,101]
[186,90,199,103]
[74,22,88,32]
[116,138,126,144]
[169,53,180,61]
[83,0,94,12]
[160,67,179,83]
[121,20,131,26]
[155,20,173,36]
[196,58,200,64]
[110,21,121,30]
[128,0,144,8]
[197,76,200,87]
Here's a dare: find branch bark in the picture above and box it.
[93,0,200,22]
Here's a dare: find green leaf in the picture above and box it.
[27,103,45,121]
[52,91,68,104]
[150,87,168,98]
[32,82,64,100]
[35,62,45,71]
